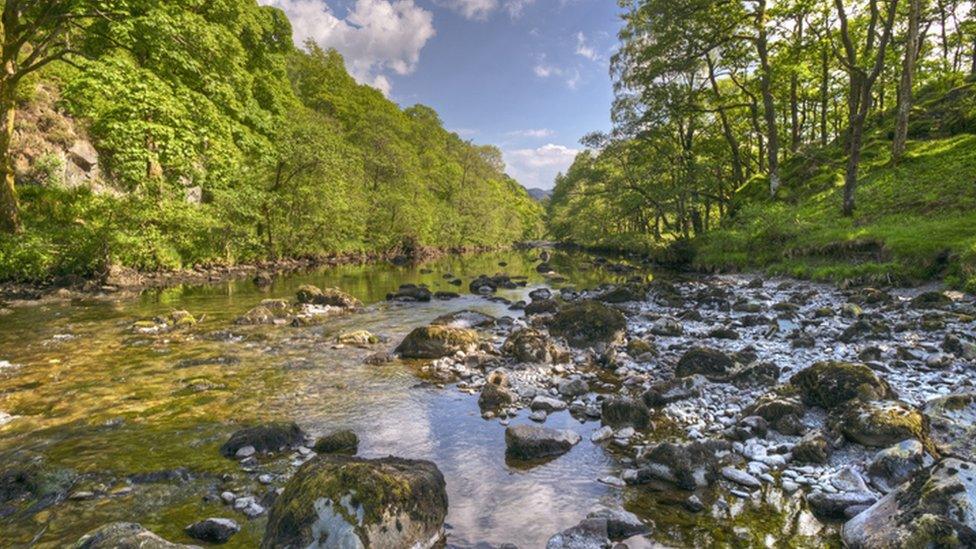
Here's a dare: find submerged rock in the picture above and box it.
[842,459,976,548]
[295,285,362,309]
[74,522,197,548]
[548,301,626,348]
[479,382,517,412]
[505,425,581,460]
[335,330,378,347]
[262,455,447,548]
[790,361,894,410]
[395,326,479,359]
[220,422,306,458]
[312,430,358,455]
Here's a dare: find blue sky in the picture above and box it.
[258,0,621,190]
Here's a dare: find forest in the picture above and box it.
[0,0,544,281]
[547,0,976,289]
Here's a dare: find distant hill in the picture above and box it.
[525,188,553,202]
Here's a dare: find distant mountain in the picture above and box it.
[525,187,553,202]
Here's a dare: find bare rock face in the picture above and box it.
[842,459,976,548]
[262,455,448,549]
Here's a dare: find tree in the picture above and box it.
[893,0,922,161]
[0,1,103,233]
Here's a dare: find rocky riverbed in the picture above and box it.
[1,248,975,547]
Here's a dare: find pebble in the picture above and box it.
[258,474,273,485]
[782,481,800,493]
[591,426,613,442]
[235,446,256,459]
[721,467,762,488]
[529,410,547,422]
[221,491,236,504]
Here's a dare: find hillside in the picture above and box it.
[0,1,543,283]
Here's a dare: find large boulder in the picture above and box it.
[262,455,448,549]
[220,422,306,458]
[867,439,934,493]
[548,301,626,348]
[505,425,581,460]
[673,347,734,380]
[601,396,651,430]
[790,361,894,410]
[642,375,708,407]
[834,400,929,448]
[502,328,559,363]
[743,390,805,423]
[74,522,197,548]
[924,392,976,461]
[295,285,362,309]
[842,459,976,548]
[312,430,359,455]
[395,326,479,359]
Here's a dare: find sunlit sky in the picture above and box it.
[258,0,621,190]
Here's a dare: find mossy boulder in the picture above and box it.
[548,300,626,348]
[335,330,378,347]
[395,326,479,359]
[792,430,832,464]
[743,389,805,424]
[673,347,734,380]
[235,305,278,326]
[643,375,708,408]
[524,298,560,316]
[295,285,362,309]
[909,291,952,310]
[597,284,644,303]
[502,328,558,363]
[169,310,197,327]
[923,392,976,461]
[630,440,730,491]
[842,459,976,548]
[220,422,306,458]
[262,455,448,549]
[626,338,655,358]
[790,361,894,410]
[313,430,359,455]
[479,382,517,412]
[601,396,651,429]
[834,400,929,448]
[74,522,196,548]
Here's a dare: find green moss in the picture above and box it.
[548,300,626,348]
[790,361,893,410]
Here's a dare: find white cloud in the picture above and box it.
[259,0,434,94]
[437,0,498,20]
[504,143,579,189]
[508,128,555,138]
[575,32,598,61]
[504,0,535,18]
[565,68,581,89]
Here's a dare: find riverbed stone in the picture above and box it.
[185,518,240,544]
[546,518,611,549]
[834,400,928,448]
[335,330,378,347]
[806,491,877,519]
[480,382,517,411]
[586,507,649,540]
[923,392,976,461]
[792,430,832,464]
[503,328,559,363]
[674,347,734,380]
[74,522,197,548]
[643,374,707,407]
[295,285,361,309]
[790,361,894,410]
[431,310,496,329]
[842,459,976,548]
[312,430,358,455]
[632,440,730,490]
[505,425,581,460]
[395,326,479,359]
[601,396,651,430]
[867,439,934,493]
[548,301,626,348]
[220,422,306,458]
[262,455,448,549]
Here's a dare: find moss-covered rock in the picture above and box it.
[790,361,894,410]
[504,425,581,460]
[597,284,644,303]
[313,430,359,455]
[502,328,558,363]
[74,522,195,548]
[743,388,805,424]
[262,455,448,548]
[479,382,516,411]
[834,400,929,448]
[235,305,278,325]
[626,338,655,358]
[335,330,378,347]
[923,392,976,461]
[673,347,735,380]
[548,300,626,348]
[792,430,832,464]
[909,291,952,310]
[601,396,651,429]
[395,326,479,359]
[295,285,362,309]
[219,422,306,458]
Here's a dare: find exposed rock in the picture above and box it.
[529,288,552,301]
[601,397,651,430]
[643,375,708,407]
[842,459,976,548]
[530,395,568,412]
[525,299,560,316]
[185,518,240,544]
[835,400,929,448]
[585,507,649,540]
[431,310,496,329]
[262,455,448,548]
[790,361,894,410]
[923,392,976,461]
[625,338,655,358]
[295,285,361,309]
[673,347,734,380]
[387,284,432,302]
[312,430,359,455]
[806,491,877,519]
[479,383,517,411]
[649,317,683,337]
[721,467,761,489]
[597,285,643,303]
[727,362,781,388]
[909,291,952,310]
[395,326,479,359]
[220,422,306,458]
[839,320,892,343]
[867,439,934,493]
[545,518,611,549]
[548,301,626,348]
[505,425,581,460]
[335,330,378,347]
[792,430,832,464]
[557,378,589,398]
[235,305,278,325]
[630,440,730,490]
[74,522,197,548]
[743,390,805,423]
[503,329,558,363]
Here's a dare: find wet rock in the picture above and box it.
[396,326,479,359]
[839,319,892,343]
[185,518,240,544]
[558,378,589,398]
[220,422,306,458]
[363,351,395,365]
[503,329,559,363]
[434,291,460,300]
[295,285,361,309]
[632,440,730,490]
[335,330,378,347]
[649,317,683,337]
[923,392,976,461]
[235,305,278,325]
[727,362,780,388]
[586,507,649,540]
[525,299,560,316]
[74,522,196,548]
[548,301,626,348]
[835,400,928,448]
[529,288,552,301]
[721,467,761,489]
[431,310,496,329]
[312,430,359,455]
[480,383,517,411]
[792,430,832,464]
[545,518,611,549]
[707,326,740,340]
[600,397,651,430]
[842,459,976,548]
[387,284,432,302]
[505,425,581,460]
[867,439,934,493]
[674,347,734,380]
[531,395,568,412]
[790,361,894,410]
[806,491,877,519]
[263,455,448,548]
[598,285,643,303]
[909,291,952,310]
[643,374,707,407]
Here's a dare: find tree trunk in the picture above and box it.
[0,84,20,234]
[843,115,866,216]
[893,0,921,162]
[820,48,830,147]
[756,0,781,196]
[706,55,745,185]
